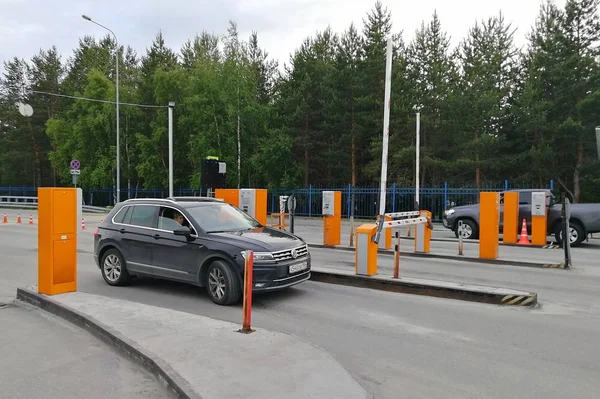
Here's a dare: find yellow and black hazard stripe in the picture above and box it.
[501,295,537,306]
[542,244,560,249]
[542,263,568,269]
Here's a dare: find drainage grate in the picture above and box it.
[0,303,8,310]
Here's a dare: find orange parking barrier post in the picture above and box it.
[2,213,7,223]
[502,191,519,244]
[38,187,77,295]
[28,215,34,225]
[16,213,22,224]
[479,192,500,260]
[240,250,254,334]
[81,217,86,230]
[414,210,432,253]
[531,191,548,246]
[323,191,341,247]
[355,223,378,276]
[215,189,240,207]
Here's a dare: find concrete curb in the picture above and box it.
[309,268,538,307]
[307,243,570,270]
[16,287,201,399]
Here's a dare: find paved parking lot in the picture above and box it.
[2,208,600,398]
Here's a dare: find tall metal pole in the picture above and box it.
[374,37,393,244]
[416,112,420,209]
[595,126,600,161]
[82,15,120,203]
[168,102,175,198]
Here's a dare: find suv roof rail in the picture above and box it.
[166,196,223,202]
[124,198,177,204]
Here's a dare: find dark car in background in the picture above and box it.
[93,197,311,305]
[442,189,600,247]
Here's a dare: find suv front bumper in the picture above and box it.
[250,254,312,292]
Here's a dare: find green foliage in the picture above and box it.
[1,0,600,202]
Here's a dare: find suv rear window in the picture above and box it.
[129,205,158,229]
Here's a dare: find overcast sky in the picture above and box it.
[1,0,567,72]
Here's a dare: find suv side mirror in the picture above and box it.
[173,225,193,239]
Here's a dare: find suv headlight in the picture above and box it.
[240,251,275,263]
[444,209,455,216]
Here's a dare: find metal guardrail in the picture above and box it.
[0,196,108,214]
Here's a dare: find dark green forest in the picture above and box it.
[1,0,600,202]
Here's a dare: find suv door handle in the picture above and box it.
[119,228,126,234]
[153,234,161,240]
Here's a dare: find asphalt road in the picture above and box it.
[2,211,600,398]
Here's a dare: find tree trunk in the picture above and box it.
[573,137,584,203]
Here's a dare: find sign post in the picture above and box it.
[562,197,572,268]
[70,159,81,187]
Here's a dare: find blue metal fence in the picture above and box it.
[1,180,554,222]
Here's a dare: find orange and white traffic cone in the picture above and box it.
[2,213,7,223]
[517,219,530,245]
[81,217,86,230]
[28,215,34,225]
[16,213,22,224]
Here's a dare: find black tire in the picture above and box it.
[206,260,242,306]
[454,219,479,240]
[100,248,131,286]
[554,221,585,248]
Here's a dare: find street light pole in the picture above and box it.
[168,102,175,198]
[82,15,120,203]
[596,126,600,160]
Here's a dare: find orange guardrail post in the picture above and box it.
[38,187,77,295]
[323,191,341,246]
[531,191,548,246]
[479,192,500,260]
[240,250,255,334]
[503,191,519,244]
[355,223,378,276]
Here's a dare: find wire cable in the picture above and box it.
[28,89,168,108]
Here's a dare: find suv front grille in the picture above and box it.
[272,245,308,262]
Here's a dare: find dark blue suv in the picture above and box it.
[93,197,311,305]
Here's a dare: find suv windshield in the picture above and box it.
[185,202,261,233]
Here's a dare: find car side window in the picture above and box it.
[158,206,197,235]
[113,206,131,224]
[129,205,158,229]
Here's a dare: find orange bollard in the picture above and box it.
[81,217,86,230]
[2,213,7,223]
[393,231,401,278]
[16,213,22,224]
[28,215,34,225]
[240,250,254,334]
